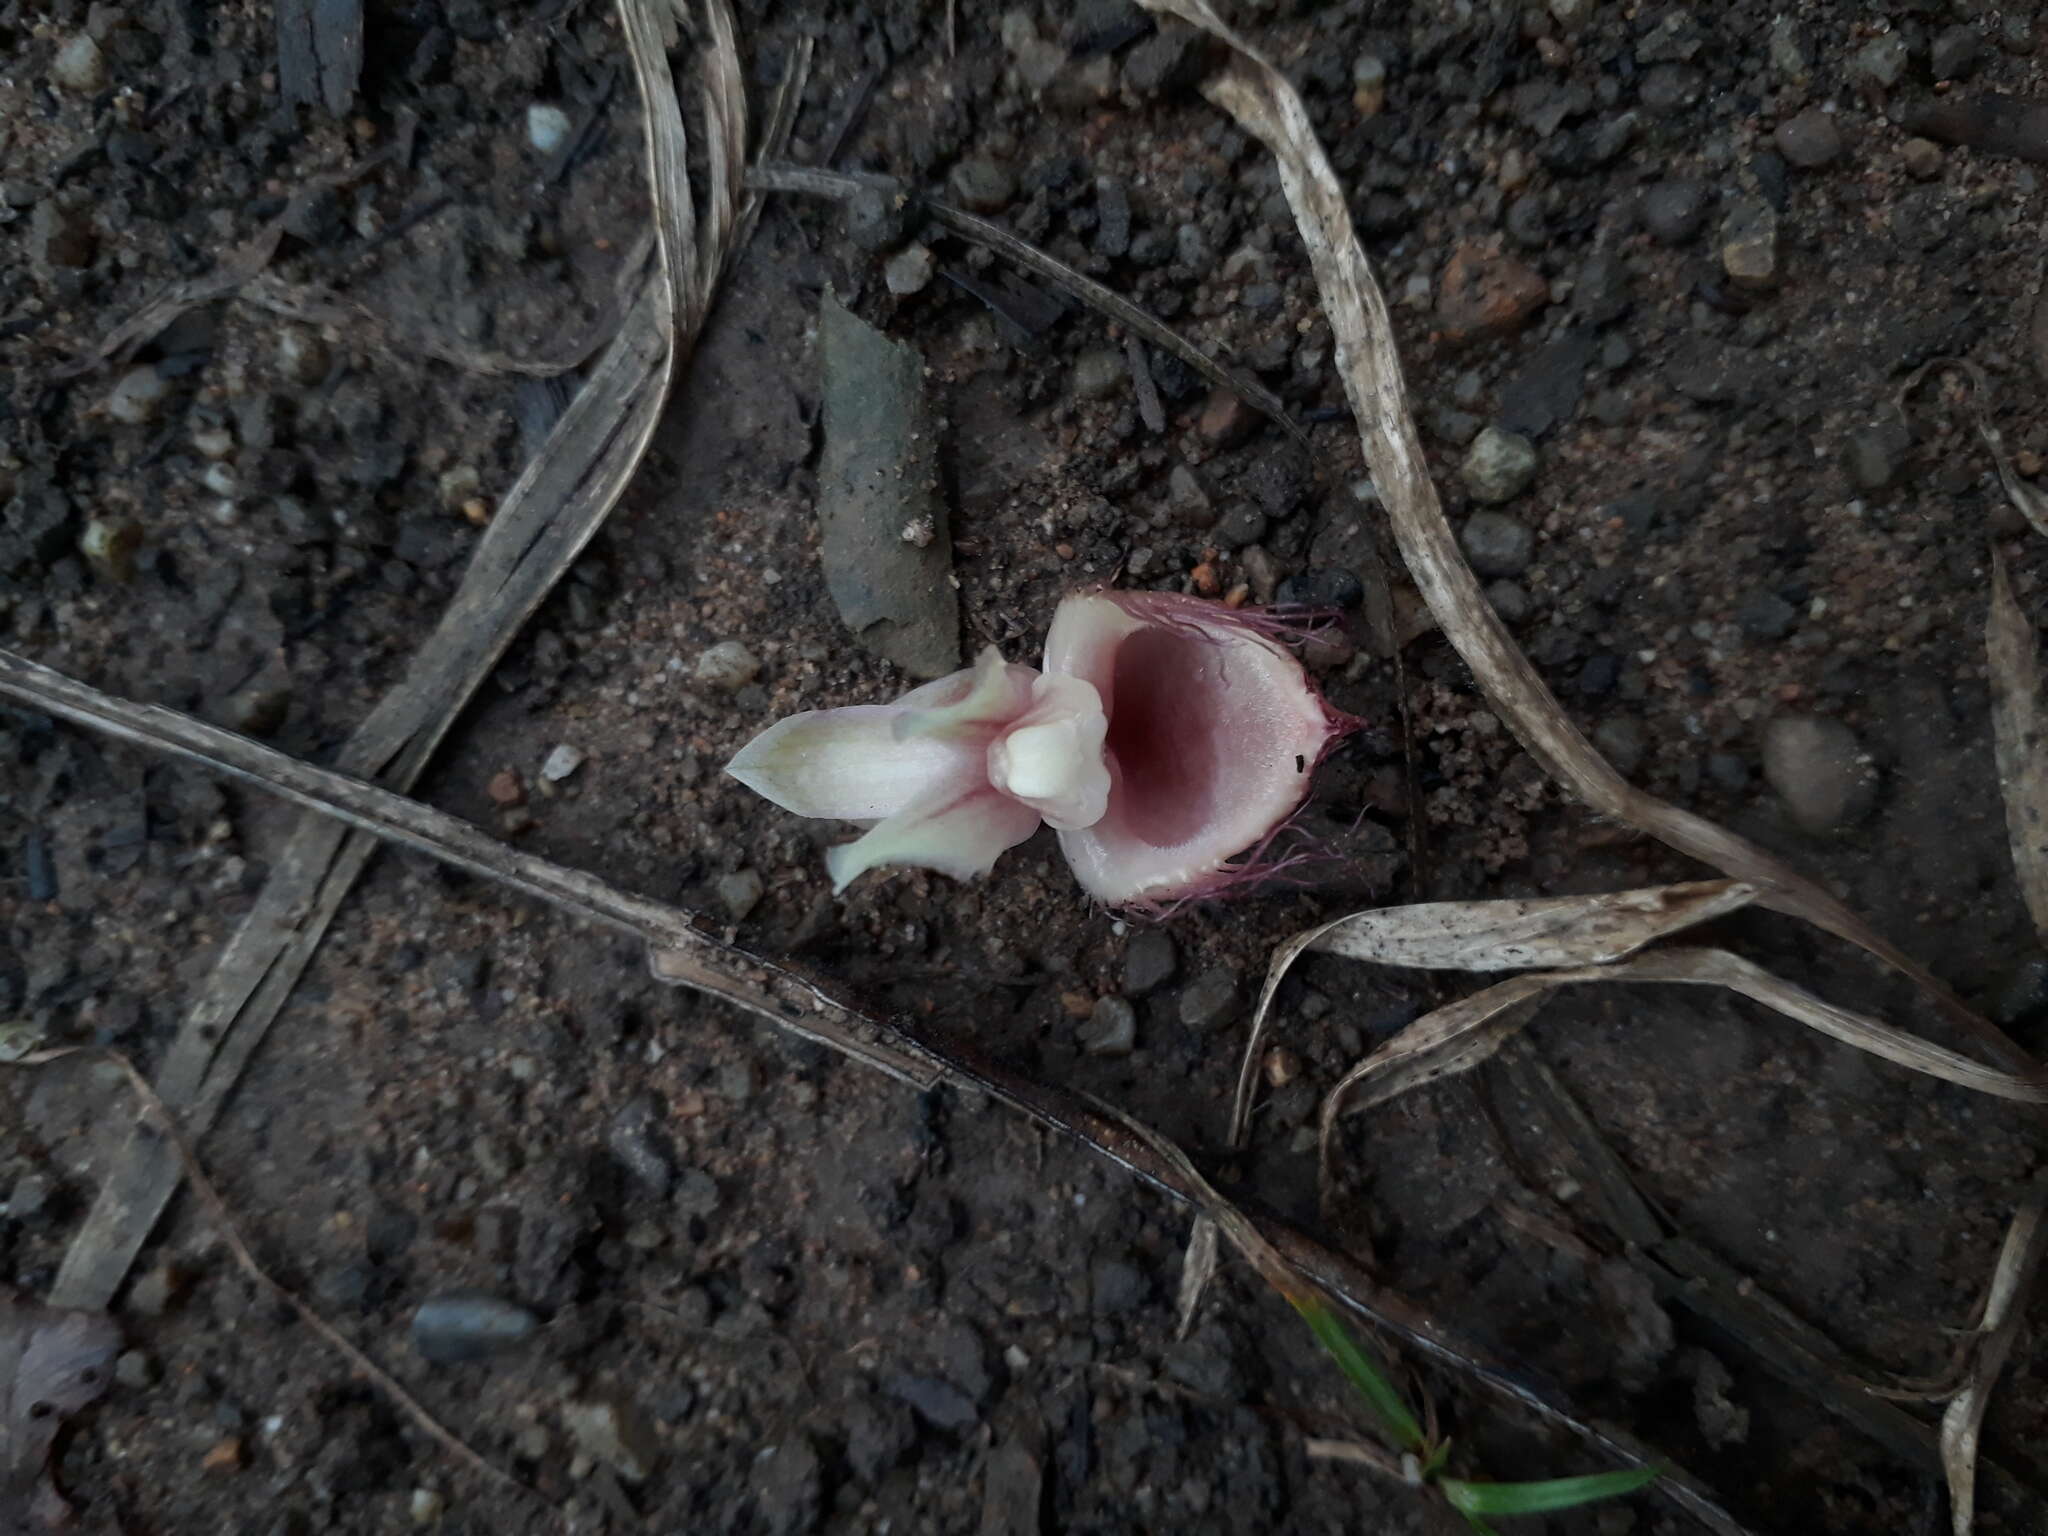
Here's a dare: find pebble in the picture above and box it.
[1548,0,1593,28]
[1460,427,1538,505]
[562,1395,660,1481]
[1436,241,1550,344]
[1736,591,1798,641]
[114,1348,159,1389]
[1850,33,1910,91]
[716,868,764,922]
[127,1265,180,1316]
[276,328,330,385]
[1078,996,1136,1056]
[5,1172,49,1222]
[886,1373,978,1430]
[411,1292,539,1364]
[1072,348,1124,401]
[1901,138,1944,181]
[1178,966,1240,1031]
[79,518,142,583]
[694,639,761,691]
[107,366,169,425]
[1642,180,1708,245]
[28,201,94,271]
[539,744,585,784]
[1167,463,1215,528]
[947,157,1015,213]
[486,770,524,806]
[52,34,108,92]
[1197,388,1259,446]
[1768,18,1808,82]
[753,1436,824,1536]
[526,103,572,154]
[1707,752,1750,792]
[409,1490,446,1527]
[1844,421,1911,493]
[1773,108,1842,169]
[1461,511,1536,578]
[1351,54,1387,117]
[1638,64,1702,117]
[1122,23,1197,95]
[883,242,935,296]
[1594,716,1647,778]
[607,1096,675,1196]
[1485,579,1531,623]
[1214,503,1268,550]
[842,187,908,252]
[1761,716,1878,833]
[1719,198,1778,291]
[1123,929,1177,995]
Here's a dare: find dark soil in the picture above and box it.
[6,1,2048,1533]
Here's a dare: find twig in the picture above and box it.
[745,162,1309,449]
[7,1047,539,1506]
[0,649,1752,1536]
[46,0,741,1319]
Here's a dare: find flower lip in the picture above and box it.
[1044,588,1356,908]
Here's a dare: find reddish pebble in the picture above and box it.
[1436,238,1550,345]
[487,770,525,806]
[1190,561,1221,597]
[1197,387,1260,446]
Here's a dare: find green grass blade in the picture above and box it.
[1292,1295,1427,1451]
[1440,1467,1660,1517]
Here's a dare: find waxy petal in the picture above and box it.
[824,781,1042,893]
[986,673,1110,830]
[894,645,1037,743]
[726,705,983,822]
[1045,589,1345,906]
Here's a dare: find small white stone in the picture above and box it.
[201,461,238,498]
[52,34,107,93]
[527,103,572,155]
[694,640,761,692]
[409,1489,445,1526]
[107,366,168,425]
[191,426,235,460]
[884,243,935,296]
[540,744,586,782]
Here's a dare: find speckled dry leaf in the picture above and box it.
[1548,948,2048,1104]
[1319,978,1553,1204]
[0,1289,121,1533]
[1940,1176,2048,1536]
[1987,548,2048,935]
[1138,0,2032,1078]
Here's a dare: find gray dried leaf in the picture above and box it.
[0,1289,121,1532]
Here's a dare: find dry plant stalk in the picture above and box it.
[48,0,752,1317]
[1940,1175,2048,1536]
[1134,0,2035,1082]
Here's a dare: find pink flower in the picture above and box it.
[727,590,1355,908]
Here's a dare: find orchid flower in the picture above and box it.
[727,589,1355,908]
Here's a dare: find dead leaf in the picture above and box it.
[0,1289,120,1532]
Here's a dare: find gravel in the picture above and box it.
[1460,427,1538,505]
[1123,929,1177,995]
[51,34,107,92]
[1178,966,1239,1031]
[1078,995,1137,1056]
[1773,108,1843,168]
[1762,715,1878,833]
[411,1292,539,1364]
[694,640,762,691]
[884,243,936,296]
[1460,510,1536,578]
[1642,180,1708,244]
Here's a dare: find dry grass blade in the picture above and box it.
[1988,547,2048,934]
[45,0,741,1316]
[1233,881,1752,1205]
[1137,0,2036,1082]
[0,651,1752,1536]
[1941,1174,2048,1536]
[1568,948,2048,1104]
[8,1048,538,1505]
[1316,881,1755,972]
[1301,1437,1409,1481]
[746,162,1305,448]
[1942,1184,2048,1529]
[1318,979,1552,1202]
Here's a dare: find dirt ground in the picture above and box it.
[7,0,2048,1532]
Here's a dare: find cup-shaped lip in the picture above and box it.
[1043,589,1347,907]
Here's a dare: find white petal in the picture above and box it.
[824,783,1042,892]
[726,705,983,822]
[986,673,1110,830]
[894,645,1037,743]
